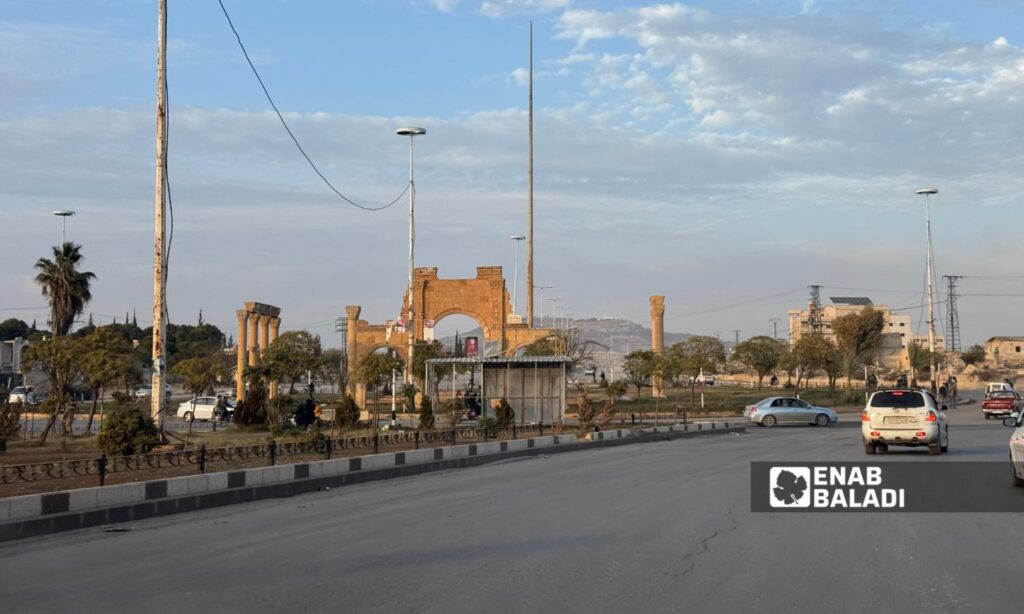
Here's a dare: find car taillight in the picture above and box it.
[750,407,757,415]
[861,411,870,422]
[925,411,937,422]
[916,431,926,437]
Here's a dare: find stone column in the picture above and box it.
[247,313,259,367]
[257,315,271,353]
[650,295,666,398]
[345,306,361,398]
[236,310,249,400]
[268,317,281,398]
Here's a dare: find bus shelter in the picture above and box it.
[425,356,570,424]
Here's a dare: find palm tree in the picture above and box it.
[34,243,96,336]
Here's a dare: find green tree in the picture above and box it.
[21,337,82,444]
[411,340,446,382]
[961,344,986,366]
[335,394,361,429]
[731,336,785,390]
[0,318,30,341]
[605,379,628,406]
[96,407,160,456]
[907,341,934,380]
[622,350,656,397]
[669,336,726,404]
[262,330,325,394]
[78,327,136,434]
[172,355,223,400]
[34,242,96,336]
[417,395,435,430]
[358,351,404,431]
[832,307,885,389]
[791,334,831,392]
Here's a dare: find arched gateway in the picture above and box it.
[346,266,553,406]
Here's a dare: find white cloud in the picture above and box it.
[480,0,571,19]
[430,0,461,12]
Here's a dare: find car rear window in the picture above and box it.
[991,391,1015,398]
[870,391,925,408]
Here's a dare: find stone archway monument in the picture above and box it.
[235,302,282,401]
[347,266,553,406]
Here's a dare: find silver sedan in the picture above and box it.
[743,397,838,427]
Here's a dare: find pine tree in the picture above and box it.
[132,309,138,327]
[30,319,37,332]
[198,309,204,326]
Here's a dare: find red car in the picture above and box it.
[982,390,1023,419]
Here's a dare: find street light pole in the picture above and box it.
[397,127,426,383]
[52,210,75,245]
[917,187,939,393]
[510,235,526,315]
[535,285,552,326]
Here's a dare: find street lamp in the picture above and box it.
[546,297,561,328]
[916,187,939,393]
[509,235,526,315]
[535,284,553,326]
[52,210,75,245]
[396,126,426,381]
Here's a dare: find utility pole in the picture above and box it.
[769,318,781,340]
[151,0,168,430]
[917,188,939,393]
[943,275,963,354]
[526,21,535,327]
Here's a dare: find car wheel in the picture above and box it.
[183,411,193,423]
[814,414,829,427]
[940,428,949,453]
[928,440,941,455]
[865,442,876,455]
[1012,457,1024,487]
[762,415,777,427]
[985,414,991,420]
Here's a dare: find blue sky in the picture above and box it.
[3,0,1024,346]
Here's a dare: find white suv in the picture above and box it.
[862,389,949,455]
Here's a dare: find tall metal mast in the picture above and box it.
[151,0,168,430]
[917,188,939,392]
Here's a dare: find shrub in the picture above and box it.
[418,395,435,430]
[301,428,327,451]
[477,416,498,430]
[96,407,159,456]
[268,394,296,428]
[494,398,515,428]
[235,384,269,427]
[335,394,361,428]
[0,403,21,452]
[111,390,131,405]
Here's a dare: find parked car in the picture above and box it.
[982,390,1023,419]
[8,386,36,404]
[744,397,837,427]
[176,396,234,422]
[695,373,716,386]
[1001,411,1024,486]
[134,384,173,399]
[862,389,948,455]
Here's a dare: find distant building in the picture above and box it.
[0,337,29,375]
[984,337,1024,367]
[788,297,944,371]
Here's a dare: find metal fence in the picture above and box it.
[1,424,551,487]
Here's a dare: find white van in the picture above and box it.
[986,381,1014,398]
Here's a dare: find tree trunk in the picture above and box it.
[37,405,61,445]
[85,391,100,434]
[289,378,296,395]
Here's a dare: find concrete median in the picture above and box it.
[0,425,742,542]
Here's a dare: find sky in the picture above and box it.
[2,0,1024,348]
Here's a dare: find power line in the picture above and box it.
[217,0,408,212]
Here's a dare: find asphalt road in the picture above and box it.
[2,390,1021,614]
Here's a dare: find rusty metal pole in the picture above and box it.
[150,0,168,432]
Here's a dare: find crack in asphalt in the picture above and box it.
[674,508,740,578]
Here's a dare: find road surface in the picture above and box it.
[1,391,1020,613]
